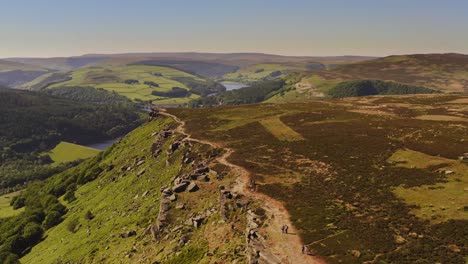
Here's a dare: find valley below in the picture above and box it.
[0,52,467,264]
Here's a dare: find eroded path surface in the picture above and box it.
[159,109,324,264]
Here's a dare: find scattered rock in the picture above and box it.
[136,160,145,166]
[395,235,406,245]
[448,244,461,253]
[169,194,177,202]
[120,230,137,238]
[172,182,189,193]
[137,168,146,176]
[350,250,361,258]
[198,175,210,182]
[176,203,185,209]
[196,167,210,174]
[408,232,418,239]
[187,182,199,192]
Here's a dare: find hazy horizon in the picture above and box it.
[1,0,467,58]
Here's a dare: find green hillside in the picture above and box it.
[0,117,248,263]
[24,65,225,105]
[222,63,320,84]
[45,142,101,165]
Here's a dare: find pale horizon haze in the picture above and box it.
[0,0,467,58]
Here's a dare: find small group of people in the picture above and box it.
[281,224,289,234]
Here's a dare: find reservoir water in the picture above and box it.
[221,82,249,91]
[85,139,119,151]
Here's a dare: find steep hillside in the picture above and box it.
[7,117,249,263]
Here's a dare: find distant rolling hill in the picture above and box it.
[0,59,51,88]
[267,53,468,102]
[317,53,468,93]
[4,57,106,71]
[80,52,375,65]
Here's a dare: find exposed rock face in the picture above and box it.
[245,209,282,264]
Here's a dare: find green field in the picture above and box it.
[223,63,306,83]
[0,191,24,218]
[46,142,100,164]
[43,65,203,103]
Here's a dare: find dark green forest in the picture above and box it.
[328,80,439,98]
[189,79,285,106]
[0,87,143,192]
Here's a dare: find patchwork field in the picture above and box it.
[171,94,468,263]
[45,142,100,164]
[31,65,208,104]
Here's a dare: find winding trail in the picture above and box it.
[159,109,325,264]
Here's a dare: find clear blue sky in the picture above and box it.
[1,0,467,57]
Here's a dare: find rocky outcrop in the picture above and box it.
[246,209,282,264]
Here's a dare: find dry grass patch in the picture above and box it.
[259,116,304,141]
[388,148,454,169]
[393,162,468,223]
[414,115,468,122]
[447,98,468,104]
[348,109,396,116]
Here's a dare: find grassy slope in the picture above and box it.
[0,191,24,218]
[390,149,467,223]
[23,117,246,263]
[171,95,468,263]
[24,65,204,104]
[46,142,100,164]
